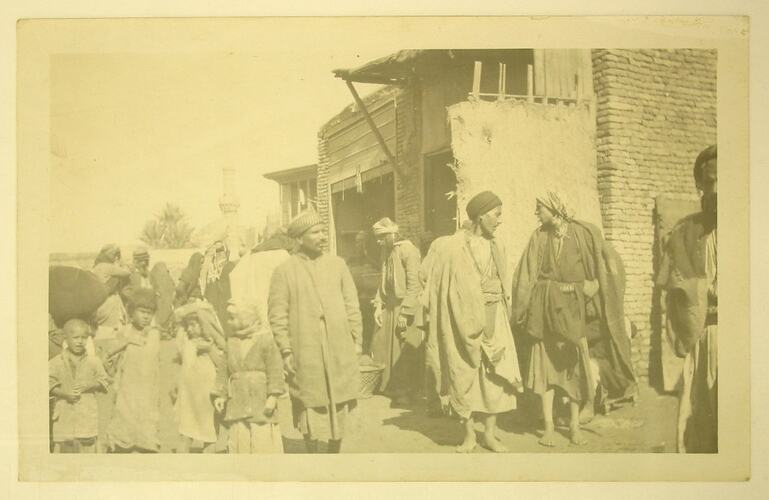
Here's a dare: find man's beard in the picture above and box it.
[702,193,717,217]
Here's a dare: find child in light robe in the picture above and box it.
[107,288,162,453]
[174,311,223,453]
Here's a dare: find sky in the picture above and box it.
[49,48,388,253]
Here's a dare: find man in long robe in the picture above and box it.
[657,145,718,453]
[511,192,634,447]
[427,191,521,453]
[268,210,363,453]
[371,217,423,404]
[419,221,473,417]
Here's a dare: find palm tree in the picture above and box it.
[139,203,195,249]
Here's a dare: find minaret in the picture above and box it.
[219,165,242,262]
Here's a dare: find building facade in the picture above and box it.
[266,48,717,382]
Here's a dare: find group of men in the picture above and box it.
[49,145,717,454]
[274,144,717,454]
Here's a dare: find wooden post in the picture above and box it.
[527,64,534,103]
[576,68,583,104]
[497,63,507,101]
[344,79,404,177]
[472,61,482,101]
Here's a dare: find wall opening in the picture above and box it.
[423,150,458,253]
[331,172,395,261]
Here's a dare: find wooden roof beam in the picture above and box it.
[342,79,405,178]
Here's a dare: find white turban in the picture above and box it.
[372,217,399,236]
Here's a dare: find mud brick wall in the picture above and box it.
[591,49,717,381]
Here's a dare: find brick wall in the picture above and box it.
[316,129,331,252]
[317,83,426,253]
[592,49,717,381]
[393,83,425,248]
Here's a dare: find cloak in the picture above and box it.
[511,220,636,401]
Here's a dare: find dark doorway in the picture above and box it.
[331,172,395,261]
[423,150,458,253]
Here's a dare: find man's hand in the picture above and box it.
[583,279,600,299]
[65,390,81,404]
[264,395,278,417]
[73,381,99,394]
[374,306,383,328]
[213,397,226,413]
[397,314,409,330]
[127,335,146,347]
[283,352,296,379]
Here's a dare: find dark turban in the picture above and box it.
[132,247,150,262]
[693,144,717,183]
[466,190,502,220]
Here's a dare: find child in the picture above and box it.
[49,319,109,453]
[174,311,223,453]
[107,287,161,453]
[214,299,285,453]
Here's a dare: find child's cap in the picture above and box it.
[226,299,261,324]
[128,287,158,311]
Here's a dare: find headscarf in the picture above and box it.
[287,209,322,238]
[198,240,229,294]
[372,217,399,236]
[536,191,574,222]
[466,190,502,220]
[94,244,121,265]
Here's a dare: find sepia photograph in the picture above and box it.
[13,15,752,483]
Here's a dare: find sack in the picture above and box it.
[49,266,108,327]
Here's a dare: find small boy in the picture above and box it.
[174,311,223,453]
[214,300,285,453]
[49,318,109,453]
[107,287,161,453]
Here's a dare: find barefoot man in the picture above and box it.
[657,145,718,453]
[511,192,629,447]
[427,191,522,453]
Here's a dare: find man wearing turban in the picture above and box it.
[370,217,423,405]
[425,191,522,452]
[511,192,635,447]
[656,145,717,453]
[268,209,363,453]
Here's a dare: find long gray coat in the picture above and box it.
[268,252,362,408]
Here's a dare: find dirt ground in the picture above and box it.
[157,339,678,454]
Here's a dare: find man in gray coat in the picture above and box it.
[268,209,363,453]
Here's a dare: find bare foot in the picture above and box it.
[579,405,595,425]
[538,425,557,447]
[483,432,509,452]
[570,427,588,447]
[456,435,477,453]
